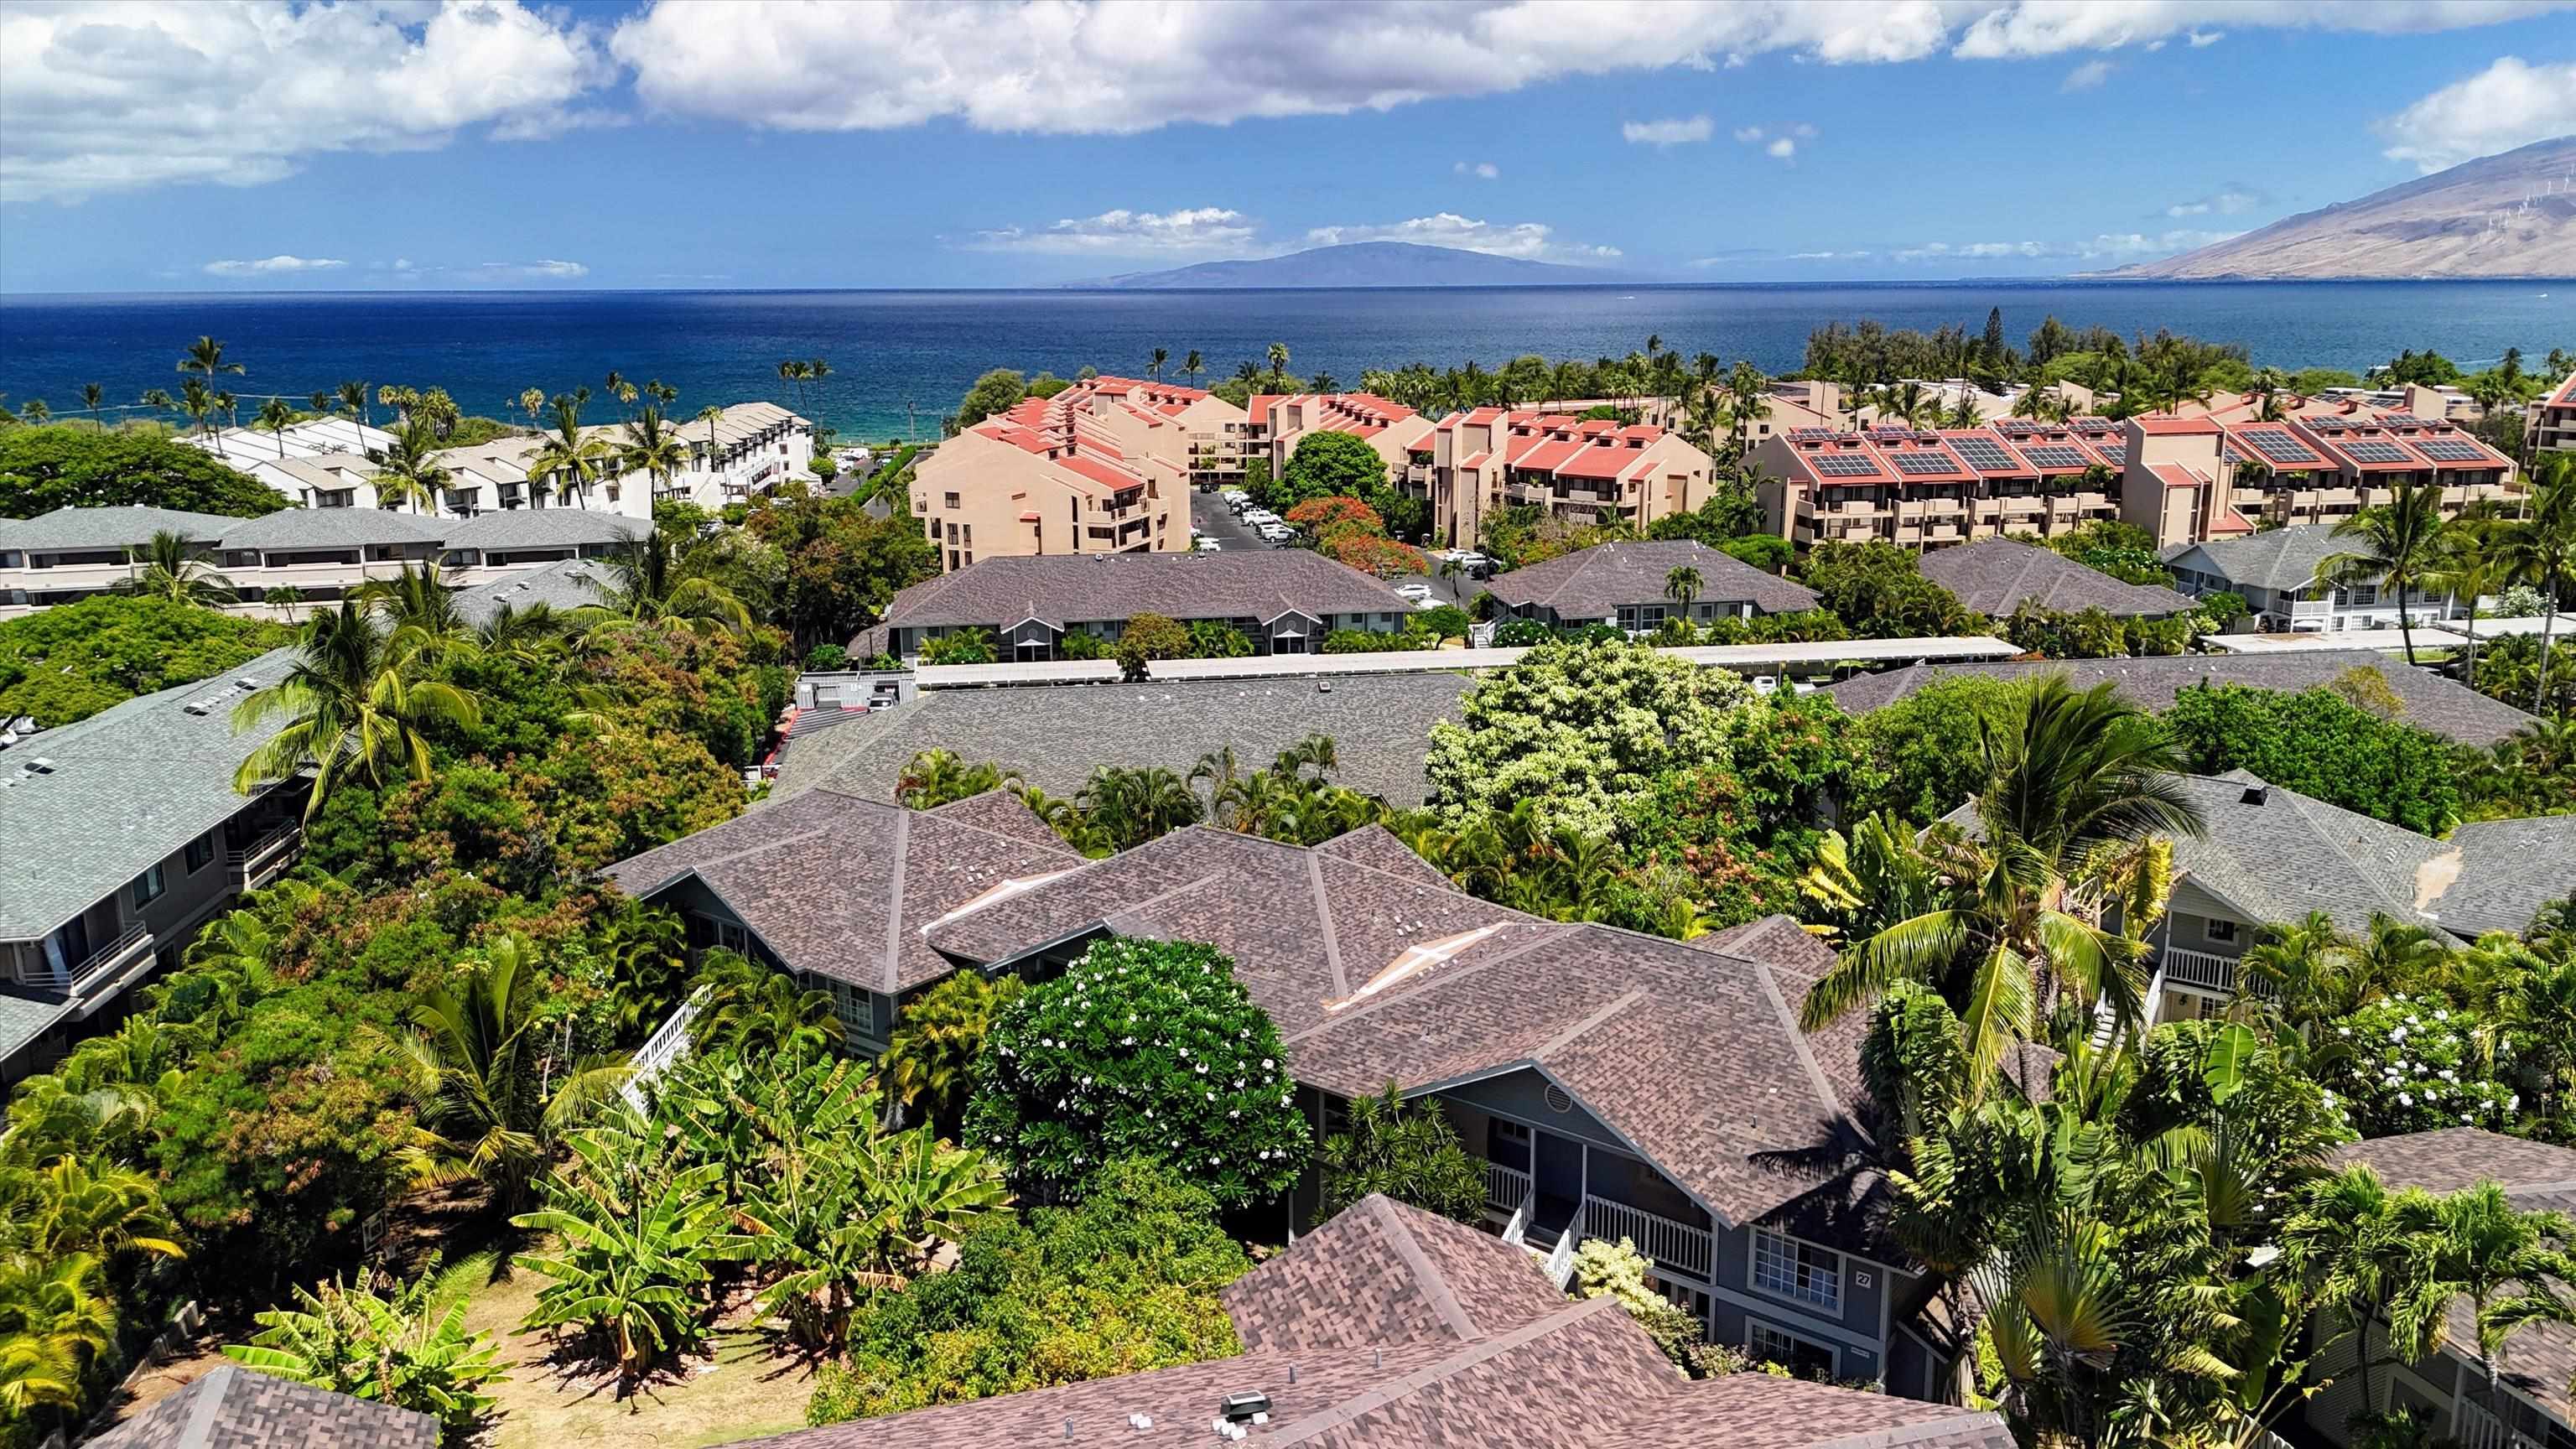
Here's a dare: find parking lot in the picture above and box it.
[1189,489,1275,551]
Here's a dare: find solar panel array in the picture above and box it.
[1945,435,2022,472]
[2237,428,2319,465]
[1889,449,1964,475]
[1808,452,1882,477]
[2020,444,2092,469]
[2339,440,2414,464]
[2413,439,2491,462]
[2303,416,2353,432]
[1788,427,1842,441]
[2376,413,2433,428]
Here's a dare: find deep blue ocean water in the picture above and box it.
[2,281,2567,443]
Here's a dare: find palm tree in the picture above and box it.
[366,418,450,516]
[177,377,220,450]
[255,397,296,456]
[616,403,693,504]
[18,399,49,425]
[79,383,104,432]
[11,1158,183,1264]
[2493,455,2575,712]
[2431,526,2508,693]
[1800,676,2203,1087]
[517,387,545,431]
[2247,366,2289,422]
[1663,564,1703,621]
[528,393,614,507]
[694,403,726,474]
[138,387,174,426]
[216,390,241,435]
[777,359,804,410]
[581,529,751,636]
[356,561,474,662]
[1149,346,1169,383]
[336,379,371,435]
[1182,350,1204,387]
[2278,1166,2418,1417]
[231,601,484,817]
[0,1252,117,1423]
[688,953,837,1061]
[875,973,1021,1135]
[2322,479,2452,665]
[802,358,829,413]
[177,335,245,380]
[121,529,234,605]
[605,368,629,419]
[2390,1182,2576,1418]
[394,935,626,1209]
[1267,341,1291,390]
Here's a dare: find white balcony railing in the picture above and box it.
[2162,946,2241,994]
[1583,1196,1715,1282]
[226,822,303,890]
[1484,1161,1532,1217]
[31,923,154,996]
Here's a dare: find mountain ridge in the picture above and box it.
[2101,137,2576,280]
[1065,241,1636,290]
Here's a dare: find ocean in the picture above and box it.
[1,281,2567,444]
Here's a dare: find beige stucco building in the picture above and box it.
[1419,409,1716,548]
[910,378,1223,571]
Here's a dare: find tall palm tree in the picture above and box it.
[394,935,626,1209]
[366,418,450,516]
[616,402,693,504]
[694,404,726,474]
[1801,676,2204,1087]
[517,387,546,431]
[177,377,220,451]
[177,335,245,381]
[1663,564,1703,620]
[2431,526,2508,693]
[1182,350,1204,387]
[2390,1182,2576,1417]
[231,602,484,816]
[1149,347,1169,383]
[0,1252,117,1423]
[138,387,174,425]
[2280,1166,2417,1417]
[605,368,629,419]
[2323,478,2451,666]
[79,383,104,432]
[119,528,234,605]
[255,397,296,456]
[528,393,614,507]
[335,378,371,435]
[804,358,829,411]
[2493,455,2575,712]
[18,399,49,424]
[581,529,752,636]
[356,561,474,662]
[2246,366,2289,422]
[1267,341,1291,391]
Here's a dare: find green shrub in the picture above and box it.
[804,642,849,671]
[224,1260,506,1442]
[917,628,996,666]
[1491,616,1550,647]
[0,424,286,518]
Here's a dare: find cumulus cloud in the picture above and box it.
[472,259,590,279]
[968,206,1257,255]
[2377,56,2576,173]
[202,255,347,277]
[2163,184,2267,217]
[1623,115,1713,147]
[0,0,613,204]
[1733,126,1765,143]
[1303,214,1620,262]
[1951,1,2563,60]
[1454,160,1500,179]
[1888,229,2239,264]
[2061,59,2112,91]
[2188,28,2225,45]
[1766,137,1798,159]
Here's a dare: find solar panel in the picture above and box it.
[1889,449,1964,475]
[1788,427,1842,441]
[2414,439,2491,462]
[1809,453,1882,477]
[2340,440,2413,464]
[2304,416,2351,432]
[2091,439,2128,462]
[2376,413,2433,427]
[2238,428,2320,465]
[2020,444,2092,469]
[1945,436,2021,472]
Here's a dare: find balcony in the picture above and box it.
[226,821,303,891]
[28,923,156,1001]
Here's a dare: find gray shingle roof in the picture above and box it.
[216,508,447,550]
[1914,538,2195,617]
[772,674,1471,808]
[0,646,304,940]
[1824,652,2532,746]
[88,1364,438,1449]
[865,550,1417,643]
[2161,523,2370,592]
[0,990,72,1068]
[439,509,645,549]
[2,505,243,549]
[600,787,1079,993]
[1483,540,1821,619]
[449,558,615,626]
[2444,816,2576,937]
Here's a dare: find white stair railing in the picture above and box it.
[620,987,708,1113]
[1543,1211,1581,1290]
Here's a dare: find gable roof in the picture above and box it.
[720,1193,2011,1449]
[2160,523,2374,593]
[216,507,447,551]
[1483,541,1820,619]
[2444,816,2576,937]
[2,504,246,550]
[600,787,1080,994]
[1,646,304,940]
[448,557,615,625]
[88,1365,436,1449]
[1913,538,2195,618]
[859,551,1415,647]
[1822,652,2532,747]
[439,508,646,550]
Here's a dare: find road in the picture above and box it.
[1187,489,1478,606]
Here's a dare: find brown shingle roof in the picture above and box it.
[600,787,1079,993]
[859,550,1416,648]
[88,1365,438,1449]
[1225,1196,1571,1353]
[1484,541,1821,619]
[1912,538,2196,618]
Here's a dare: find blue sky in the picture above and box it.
[2,1,2572,292]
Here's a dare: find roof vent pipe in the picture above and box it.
[2241,784,2268,806]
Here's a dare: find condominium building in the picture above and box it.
[1070,376,1249,487]
[2528,371,2576,461]
[1246,392,1436,483]
[2210,410,2518,535]
[1419,410,1715,548]
[2163,524,2471,634]
[910,386,1197,571]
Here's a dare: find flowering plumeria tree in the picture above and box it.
[2317,995,2518,1136]
[963,938,1309,1208]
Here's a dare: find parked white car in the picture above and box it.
[1394,583,1435,603]
[1199,539,1223,552]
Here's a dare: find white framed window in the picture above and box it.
[2205,918,2241,944]
[1750,1228,1842,1312]
[831,979,878,1041]
[1748,1321,1839,1379]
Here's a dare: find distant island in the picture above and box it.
[2101,134,2576,280]
[1068,241,1635,290]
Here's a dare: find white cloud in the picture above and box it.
[968,206,1257,255]
[203,255,347,277]
[2188,28,2225,45]
[2163,184,2267,216]
[0,1,614,204]
[2075,228,2242,257]
[1733,126,1766,143]
[2377,56,2576,173]
[1888,229,2239,264]
[1792,122,1818,138]
[1454,160,1500,179]
[2061,59,2111,91]
[473,259,589,279]
[1952,2,2564,60]
[1623,115,1713,147]
[1765,137,1798,159]
[1303,214,1620,262]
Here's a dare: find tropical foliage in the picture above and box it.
[223,1263,506,1441]
[0,424,285,518]
[0,595,289,726]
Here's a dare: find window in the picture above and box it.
[1750,1228,1841,1311]
[2205,918,2241,944]
[130,863,166,909]
[2344,582,2379,607]
[1748,1322,1837,1379]
[831,979,878,1041]
[184,834,216,875]
[1487,1117,1531,1171]
[943,491,961,509]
